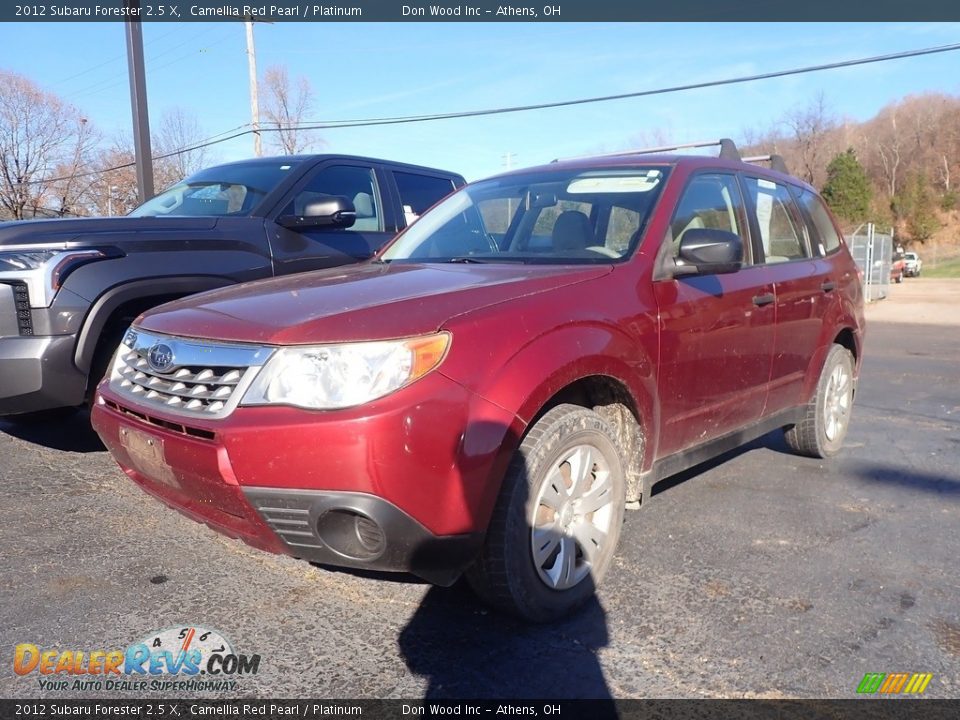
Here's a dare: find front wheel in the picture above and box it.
[466,404,627,622]
[784,344,855,458]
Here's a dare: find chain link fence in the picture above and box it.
[848,223,894,302]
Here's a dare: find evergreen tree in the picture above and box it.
[902,173,941,244]
[821,148,872,224]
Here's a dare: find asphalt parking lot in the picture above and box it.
[1,294,958,699]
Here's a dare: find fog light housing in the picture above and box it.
[316,509,385,560]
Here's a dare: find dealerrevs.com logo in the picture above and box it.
[14,626,260,692]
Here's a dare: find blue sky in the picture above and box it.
[2,21,959,181]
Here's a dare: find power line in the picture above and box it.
[26,40,960,187]
[294,40,960,128]
[64,29,234,100]
[51,27,181,87]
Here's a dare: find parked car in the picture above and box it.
[92,141,864,622]
[891,251,907,283]
[904,251,922,277]
[0,155,464,419]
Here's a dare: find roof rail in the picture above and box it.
[552,138,741,163]
[742,154,790,175]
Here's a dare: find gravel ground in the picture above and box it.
[1,319,958,699]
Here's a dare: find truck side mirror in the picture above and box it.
[278,195,357,230]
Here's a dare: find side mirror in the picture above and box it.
[278,195,356,230]
[674,228,743,276]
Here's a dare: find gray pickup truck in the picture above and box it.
[0,154,465,419]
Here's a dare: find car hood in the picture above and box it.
[139,261,612,345]
[0,216,219,247]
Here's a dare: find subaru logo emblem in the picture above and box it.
[147,343,175,373]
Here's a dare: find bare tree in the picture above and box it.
[0,69,92,220]
[873,105,903,198]
[155,108,210,181]
[781,92,837,187]
[44,117,101,217]
[261,64,316,154]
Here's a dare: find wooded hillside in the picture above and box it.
[742,92,960,250]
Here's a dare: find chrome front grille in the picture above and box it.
[108,328,274,419]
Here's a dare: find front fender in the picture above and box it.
[74,276,236,374]
[443,320,659,473]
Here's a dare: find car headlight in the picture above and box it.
[242,333,450,410]
[0,249,116,307]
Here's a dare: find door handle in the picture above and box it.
[752,293,775,307]
[821,281,836,292]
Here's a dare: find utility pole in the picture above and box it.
[124,0,155,202]
[245,20,262,157]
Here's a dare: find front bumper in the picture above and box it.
[91,371,518,584]
[0,334,87,415]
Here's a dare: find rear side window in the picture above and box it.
[744,177,808,263]
[796,189,842,255]
[395,172,456,225]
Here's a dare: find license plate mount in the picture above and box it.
[120,426,180,490]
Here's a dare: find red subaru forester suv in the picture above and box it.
[93,142,864,622]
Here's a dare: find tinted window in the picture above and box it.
[797,188,842,254]
[744,177,808,262]
[129,160,302,217]
[668,173,750,263]
[395,172,456,225]
[283,165,381,232]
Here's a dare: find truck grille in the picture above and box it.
[109,328,274,419]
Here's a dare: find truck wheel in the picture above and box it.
[86,325,126,404]
[784,344,855,458]
[466,404,626,622]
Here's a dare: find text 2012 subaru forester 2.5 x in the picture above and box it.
[93,140,864,622]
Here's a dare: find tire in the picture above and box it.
[466,404,627,622]
[784,344,855,458]
[86,325,126,404]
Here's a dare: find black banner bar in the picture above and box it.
[3,700,960,720]
[2,0,959,22]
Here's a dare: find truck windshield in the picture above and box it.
[380,166,669,265]
[128,160,301,217]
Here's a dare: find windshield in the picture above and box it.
[380,166,669,264]
[129,160,301,217]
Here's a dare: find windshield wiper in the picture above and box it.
[445,256,530,264]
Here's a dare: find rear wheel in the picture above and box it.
[784,344,855,458]
[466,404,627,622]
